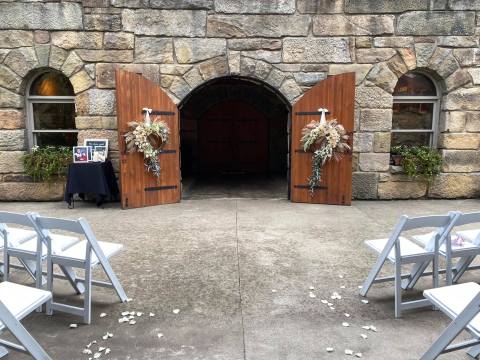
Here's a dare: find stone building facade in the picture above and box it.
[0,0,479,201]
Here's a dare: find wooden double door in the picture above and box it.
[116,70,355,208]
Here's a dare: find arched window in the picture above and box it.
[391,72,440,148]
[26,71,77,148]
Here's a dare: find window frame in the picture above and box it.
[392,72,441,149]
[25,72,77,149]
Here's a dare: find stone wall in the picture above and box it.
[0,0,479,200]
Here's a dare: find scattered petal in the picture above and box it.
[321,300,328,304]
[121,311,129,316]
[157,333,164,339]
[93,353,101,359]
[327,303,333,307]
[173,309,180,314]
[340,285,346,289]
[129,320,136,325]
[345,349,354,355]
[83,349,93,355]
[99,347,105,352]
[344,313,350,318]
[326,347,334,353]
[149,312,155,317]
[105,348,111,355]
[136,312,143,317]
[69,324,78,329]
[361,299,369,304]
[309,292,316,298]
[99,313,107,318]
[329,307,335,310]
[342,322,350,327]
[355,353,363,358]
[338,275,344,279]
[309,286,315,290]
[271,289,277,293]
[361,334,368,340]
[126,298,133,302]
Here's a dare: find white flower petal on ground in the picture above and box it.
[149,312,155,317]
[361,299,369,304]
[83,349,93,355]
[345,349,354,355]
[105,348,111,355]
[342,322,350,327]
[338,275,344,279]
[99,347,105,352]
[136,312,143,317]
[129,320,136,325]
[99,313,107,318]
[355,353,363,358]
[271,289,277,293]
[344,313,350,318]
[361,325,370,330]
[329,307,335,310]
[173,309,180,314]
[370,325,377,332]
[157,333,164,339]
[126,298,133,302]
[309,286,315,290]
[93,352,101,359]
[102,334,108,340]
[121,311,129,316]
[309,292,316,298]
[340,285,346,289]
[321,300,328,304]
[69,324,78,329]
[326,347,334,353]
[361,334,368,339]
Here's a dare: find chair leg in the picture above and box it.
[46,259,54,316]
[467,344,480,358]
[3,254,9,282]
[359,254,387,297]
[402,261,430,290]
[453,256,476,283]
[395,261,402,318]
[59,265,85,295]
[100,260,128,302]
[83,266,92,325]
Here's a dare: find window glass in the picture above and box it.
[30,72,74,96]
[391,132,431,147]
[392,103,433,130]
[35,133,77,147]
[393,73,436,96]
[33,103,76,130]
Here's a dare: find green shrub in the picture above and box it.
[390,145,406,155]
[22,146,71,182]
[399,145,442,183]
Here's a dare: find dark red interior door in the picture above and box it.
[198,101,268,174]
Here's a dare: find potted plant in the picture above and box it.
[400,145,442,183]
[390,145,405,166]
[22,146,71,182]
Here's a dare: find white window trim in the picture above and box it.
[25,76,77,149]
[392,84,441,149]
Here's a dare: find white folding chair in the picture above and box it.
[0,281,52,360]
[421,282,480,359]
[359,214,455,317]
[0,212,79,290]
[32,215,127,324]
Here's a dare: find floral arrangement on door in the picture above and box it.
[300,108,350,194]
[124,108,170,178]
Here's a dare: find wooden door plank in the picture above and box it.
[115,69,181,209]
[290,73,355,205]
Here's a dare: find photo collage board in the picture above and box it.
[73,139,109,163]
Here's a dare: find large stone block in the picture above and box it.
[174,38,226,64]
[150,0,213,9]
[280,78,303,102]
[415,43,436,67]
[0,109,24,129]
[76,89,116,116]
[466,112,480,132]
[49,46,68,70]
[439,133,480,149]
[366,63,397,93]
[442,149,480,172]
[360,109,393,131]
[75,116,117,130]
[313,15,394,36]
[0,151,24,173]
[440,111,466,132]
[77,130,118,151]
[103,32,134,50]
[207,15,310,38]
[293,72,326,86]
[70,70,95,94]
[352,172,378,199]
[437,36,479,47]
[84,14,122,31]
[356,48,396,63]
[0,3,83,30]
[329,64,372,85]
[35,45,50,67]
[373,37,413,48]
[353,133,373,152]
[0,88,23,108]
[96,63,160,89]
[397,11,475,35]
[228,38,282,51]
[345,0,429,13]
[356,86,393,109]
[0,31,33,48]
[373,132,391,152]
[77,50,133,63]
[4,48,38,77]
[0,182,64,201]
[168,77,191,99]
[61,51,84,77]
[0,130,25,150]
[428,48,459,78]
[134,38,174,63]
[51,32,103,50]
[444,87,480,111]
[378,180,427,199]
[0,66,22,92]
[111,0,150,8]
[429,173,480,198]
[445,69,472,92]
[358,153,390,171]
[453,48,480,67]
[297,0,343,13]
[283,37,350,63]
[468,68,480,85]
[122,9,206,37]
[215,0,295,13]
[198,56,229,80]
[449,0,480,9]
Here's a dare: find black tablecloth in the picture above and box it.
[64,161,119,207]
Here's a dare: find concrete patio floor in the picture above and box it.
[1,198,480,360]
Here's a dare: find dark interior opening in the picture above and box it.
[179,77,290,199]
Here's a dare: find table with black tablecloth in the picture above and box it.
[64,160,119,207]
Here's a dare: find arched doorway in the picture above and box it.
[179,77,291,199]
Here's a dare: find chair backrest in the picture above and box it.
[0,211,37,247]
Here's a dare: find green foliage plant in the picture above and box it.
[22,146,71,182]
[399,145,442,183]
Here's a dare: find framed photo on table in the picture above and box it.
[93,146,107,162]
[84,139,108,161]
[73,146,90,163]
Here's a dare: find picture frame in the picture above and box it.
[84,139,108,161]
[73,146,90,163]
[93,146,107,162]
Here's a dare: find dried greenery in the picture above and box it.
[124,120,170,178]
[398,145,442,183]
[300,119,350,194]
[22,146,71,182]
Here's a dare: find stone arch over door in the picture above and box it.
[353,43,476,200]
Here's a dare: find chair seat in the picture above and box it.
[0,282,51,332]
[457,229,480,245]
[0,228,37,249]
[365,237,431,263]
[55,240,123,266]
[424,282,480,338]
[14,234,80,256]
[412,232,480,255]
